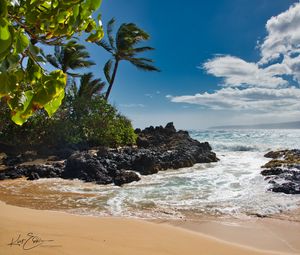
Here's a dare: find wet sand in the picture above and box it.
[0,178,300,254]
[0,201,295,255]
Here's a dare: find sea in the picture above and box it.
[1,129,300,219]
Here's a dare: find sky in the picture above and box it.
[84,0,300,129]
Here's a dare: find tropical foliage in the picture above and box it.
[0,3,160,151]
[98,18,160,100]
[0,82,137,150]
[45,40,95,76]
[0,0,103,125]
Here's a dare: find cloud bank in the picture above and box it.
[169,2,300,119]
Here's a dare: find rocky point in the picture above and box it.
[0,123,218,186]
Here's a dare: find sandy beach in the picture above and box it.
[1,201,299,255]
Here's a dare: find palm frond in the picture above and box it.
[56,40,95,72]
[116,23,150,50]
[107,18,116,49]
[130,46,154,53]
[130,59,160,72]
[97,39,113,53]
[127,57,154,63]
[78,73,106,99]
[104,59,113,83]
[66,71,82,78]
[45,54,60,69]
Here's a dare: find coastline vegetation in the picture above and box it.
[0,0,158,150]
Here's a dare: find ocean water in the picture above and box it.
[1,129,300,219]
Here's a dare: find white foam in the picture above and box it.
[2,129,300,219]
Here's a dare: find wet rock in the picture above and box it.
[271,182,300,194]
[28,172,40,180]
[261,149,300,194]
[63,152,113,184]
[3,155,22,166]
[114,170,140,186]
[132,150,158,175]
[0,163,64,180]
[0,123,218,187]
[261,168,285,176]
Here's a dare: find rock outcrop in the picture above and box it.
[0,123,218,186]
[261,149,300,194]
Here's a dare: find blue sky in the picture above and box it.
[83,0,300,129]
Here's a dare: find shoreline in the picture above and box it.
[1,200,299,255]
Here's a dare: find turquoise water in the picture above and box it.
[2,129,300,219]
[190,129,300,152]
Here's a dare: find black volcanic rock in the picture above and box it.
[63,152,114,184]
[261,149,300,194]
[0,164,64,180]
[0,123,218,186]
[114,170,140,186]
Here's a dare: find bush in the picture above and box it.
[0,96,137,152]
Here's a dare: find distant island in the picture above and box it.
[211,121,300,129]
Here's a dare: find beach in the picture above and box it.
[1,129,300,254]
[1,200,299,255]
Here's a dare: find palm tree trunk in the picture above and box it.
[105,60,119,100]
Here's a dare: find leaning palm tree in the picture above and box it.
[97,18,160,100]
[45,40,95,77]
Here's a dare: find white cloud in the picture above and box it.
[203,55,287,88]
[119,103,145,108]
[169,2,300,122]
[201,3,300,87]
[259,2,300,64]
[282,54,300,82]
[169,87,300,112]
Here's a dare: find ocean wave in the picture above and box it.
[190,129,300,152]
[213,144,259,152]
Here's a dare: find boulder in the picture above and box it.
[63,152,113,184]
[114,170,140,186]
[132,150,158,175]
[261,150,300,194]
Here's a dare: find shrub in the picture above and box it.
[0,96,137,152]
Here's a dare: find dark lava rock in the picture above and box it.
[132,150,158,175]
[114,170,140,186]
[0,123,218,187]
[63,152,113,184]
[271,182,300,194]
[3,155,22,166]
[261,149,300,194]
[0,164,64,180]
[261,168,286,176]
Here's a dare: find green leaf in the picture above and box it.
[11,90,35,125]
[86,0,102,10]
[44,89,65,116]
[7,54,20,70]
[0,0,7,17]
[0,72,11,96]
[0,19,10,40]
[0,18,12,55]
[72,4,79,20]
[32,70,66,107]
[16,32,29,53]
[86,27,104,42]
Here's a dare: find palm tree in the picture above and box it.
[76,72,105,99]
[67,72,106,118]
[45,40,95,77]
[97,18,160,100]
